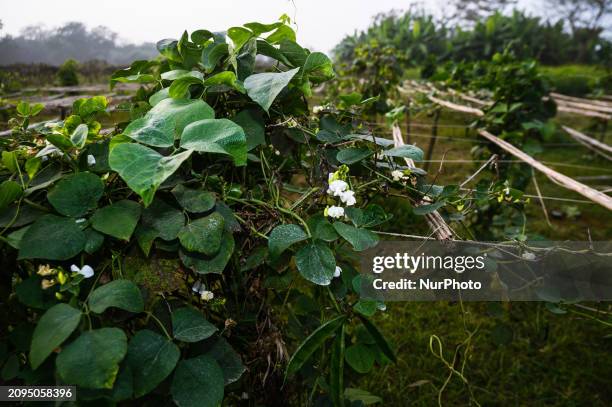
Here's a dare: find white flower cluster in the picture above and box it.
[325,169,356,219]
[192,281,214,301]
[70,264,94,278]
[391,169,410,182]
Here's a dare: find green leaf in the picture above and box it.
[353,299,377,317]
[47,134,73,151]
[88,280,144,314]
[330,324,345,407]
[307,215,338,242]
[0,180,22,212]
[180,118,247,166]
[280,40,309,67]
[70,124,88,148]
[179,230,235,274]
[18,214,86,260]
[204,337,246,385]
[266,25,296,44]
[135,198,185,255]
[244,68,300,112]
[285,315,346,378]
[332,222,378,252]
[171,355,224,407]
[357,315,396,363]
[149,88,172,106]
[344,388,382,405]
[303,52,334,83]
[56,328,127,389]
[25,157,42,179]
[169,75,203,98]
[201,42,229,72]
[171,307,217,343]
[384,145,424,161]
[345,344,375,374]
[123,98,214,147]
[256,40,293,66]
[47,172,104,217]
[337,148,372,165]
[29,303,81,369]
[92,200,142,240]
[109,143,192,206]
[412,201,445,215]
[127,330,180,398]
[244,22,282,36]
[76,96,108,118]
[171,184,215,213]
[202,71,244,93]
[178,212,225,255]
[161,69,190,80]
[84,229,104,254]
[227,26,253,51]
[295,241,336,286]
[268,224,308,260]
[231,109,265,151]
[2,151,18,173]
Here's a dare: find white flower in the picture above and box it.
[87,154,96,166]
[274,149,281,156]
[334,266,342,278]
[192,280,205,294]
[201,290,214,301]
[391,170,404,182]
[313,105,324,114]
[339,190,356,206]
[327,205,345,219]
[328,172,335,182]
[70,264,94,278]
[327,180,348,196]
[75,218,86,224]
[522,251,536,261]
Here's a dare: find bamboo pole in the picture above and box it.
[478,129,612,211]
[391,124,454,240]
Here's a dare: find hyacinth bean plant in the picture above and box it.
[0,17,507,406]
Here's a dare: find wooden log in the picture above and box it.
[556,105,611,120]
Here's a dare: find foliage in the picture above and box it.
[57,59,79,86]
[333,8,611,67]
[0,18,485,406]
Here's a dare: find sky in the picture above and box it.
[0,0,540,53]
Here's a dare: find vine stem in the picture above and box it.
[147,312,172,339]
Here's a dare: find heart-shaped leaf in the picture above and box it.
[172,307,217,343]
[124,98,214,147]
[47,172,104,217]
[29,303,82,369]
[18,214,86,260]
[88,280,144,314]
[244,68,299,112]
[178,212,225,255]
[127,330,180,398]
[295,241,336,286]
[92,200,142,240]
[171,355,224,407]
[56,328,127,389]
[109,143,192,207]
[180,119,247,166]
[268,224,308,259]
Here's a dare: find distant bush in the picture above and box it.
[540,65,610,96]
[57,59,79,86]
